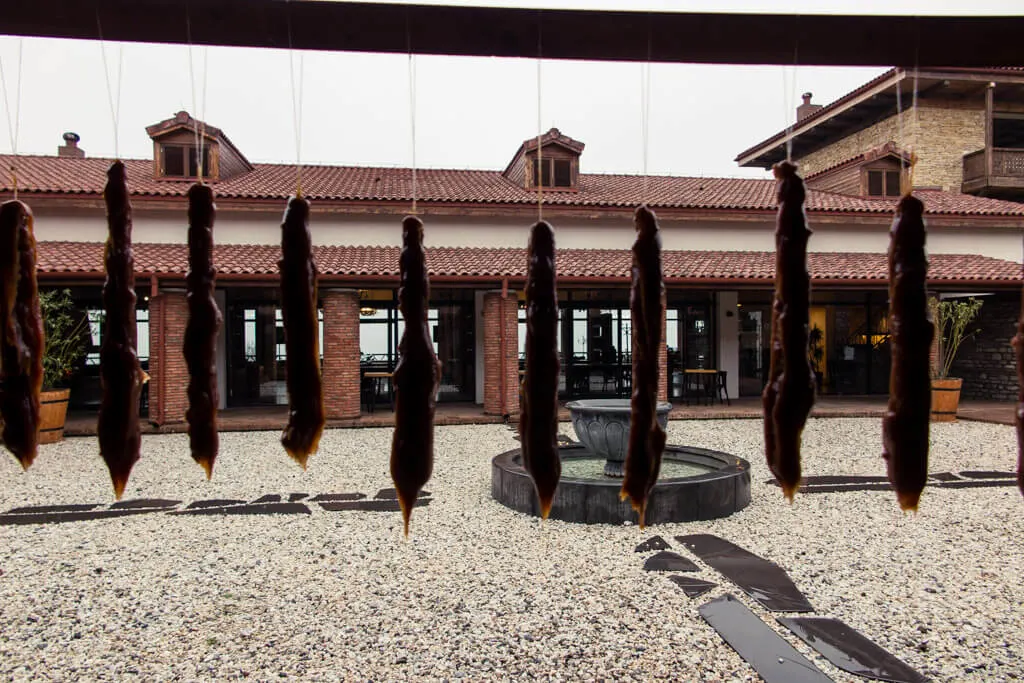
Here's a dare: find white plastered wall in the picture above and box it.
[30,208,1023,263]
[716,291,740,399]
[215,289,227,410]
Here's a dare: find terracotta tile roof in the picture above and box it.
[4,153,1024,217]
[734,68,898,163]
[36,241,1022,285]
[519,128,586,154]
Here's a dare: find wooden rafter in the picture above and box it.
[3,1,1024,68]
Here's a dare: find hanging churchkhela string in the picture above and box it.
[620,37,667,527]
[182,29,222,479]
[95,30,144,499]
[520,25,561,520]
[278,36,325,468]
[391,47,442,536]
[882,71,932,511]
[0,40,44,471]
[763,52,815,502]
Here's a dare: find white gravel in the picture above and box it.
[1,417,1022,682]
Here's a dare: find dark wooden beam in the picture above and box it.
[4,1,1024,68]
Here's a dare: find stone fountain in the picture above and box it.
[492,398,751,525]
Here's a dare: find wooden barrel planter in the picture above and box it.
[930,378,963,423]
[38,388,72,444]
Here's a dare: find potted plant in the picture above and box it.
[929,296,983,422]
[807,324,825,392]
[38,289,88,443]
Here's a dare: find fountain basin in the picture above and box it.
[491,444,751,525]
[565,398,672,476]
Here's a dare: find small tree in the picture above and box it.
[39,289,88,389]
[929,296,983,380]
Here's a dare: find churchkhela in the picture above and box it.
[278,195,325,468]
[390,215,441,536]
[763,161,815,501]
[520,220,561,519]
[620,205,667,528]
[882,191,933,511]
[183,183,222,478]
[0,199,44,469]
[98,161,144,499]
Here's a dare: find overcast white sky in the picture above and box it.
[0,0,1020,180]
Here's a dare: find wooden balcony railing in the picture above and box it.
[962,147,1024,196]
[962,149,987,184]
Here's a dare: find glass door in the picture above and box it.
[560,305,631,399]
[667,303,715,401]
[738,304,771,397]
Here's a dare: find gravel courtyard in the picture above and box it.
[1,418,1022,682]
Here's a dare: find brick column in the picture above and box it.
[483,291,519,417]
[658,306,669,402]
[322,289,361,419]
[148,290,188,426]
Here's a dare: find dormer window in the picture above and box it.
[147,111,253,182]
[530,157,576,190]
[161,144,210,179]
[866,169,901,198]
[503,128,584,192]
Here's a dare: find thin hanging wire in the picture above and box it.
[640,19,653,206]
[186,7,210,183]
[96,14,125,160]
[536,16,543,222]
[286,5,304,196]
[408,53,418,215]
[0,38,24,198]
[783,43,799,164]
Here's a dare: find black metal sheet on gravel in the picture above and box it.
[635,535,671,552]
[643,551,699,572]
[310,493,366,502]
[678,534,813,612]
[800,475,890,485]
[779,617,928,683]
[7,503,99,514]
[956,470,1015,480]
[797,483,894,494]
[187,499,246,509]
[109,498,181,510]
[171,502,312,516]
[374,488,431,500]
[0,508,158,525]
[318,499,430,512]
[667,575,716,598]
[699,594,832,683]
[936,479,1017,489]
[252,494,282,503]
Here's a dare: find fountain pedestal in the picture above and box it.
[566,399,672,476]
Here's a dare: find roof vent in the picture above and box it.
[58,131,85,158]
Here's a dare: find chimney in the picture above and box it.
[58,132,85,158]
[796,92,823,122]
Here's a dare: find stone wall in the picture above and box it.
[948,294,1019,401]
[797,103,985,192]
